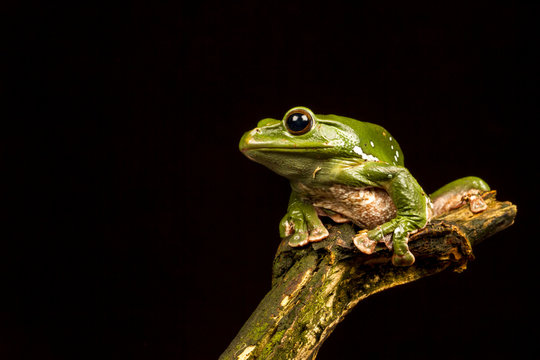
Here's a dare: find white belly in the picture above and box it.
[297,184,397,229]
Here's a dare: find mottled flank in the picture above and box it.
[297,184,397,229]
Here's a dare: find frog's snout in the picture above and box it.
[239,129,256,153]
[240,127,267,155]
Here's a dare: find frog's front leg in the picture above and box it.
[355,214,425,266]
[279,191,329,247]
[342,163,429,266]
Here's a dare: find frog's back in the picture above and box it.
[318,114,404,166]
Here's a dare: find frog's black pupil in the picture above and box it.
[286,113,310,133]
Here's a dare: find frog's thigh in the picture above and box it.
[430,176,490,216]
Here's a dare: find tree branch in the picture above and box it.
[220,191,516,360]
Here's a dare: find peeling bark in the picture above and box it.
[220,191,516,360]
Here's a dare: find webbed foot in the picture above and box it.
[279,208,329,247]
[353,219,420,266]
[353,230,377,254]
[465,193,488,213]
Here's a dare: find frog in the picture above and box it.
[239,106,490,266]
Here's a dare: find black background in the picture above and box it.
[2,1,538,359]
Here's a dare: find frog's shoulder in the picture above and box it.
[317,113,405,166]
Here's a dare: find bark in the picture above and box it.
[220,191,516,360]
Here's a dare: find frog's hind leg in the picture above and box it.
[430,176,490,217]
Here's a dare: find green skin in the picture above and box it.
[239,107,490,266]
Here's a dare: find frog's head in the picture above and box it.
[239,106,362,179]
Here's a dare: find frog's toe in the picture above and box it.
[392,250,415,266]
[288,228,309,247]
[280,215,309,247]
[308,226,329,242]
[353,230,378,254]
[466,194,488,213]
[282,210,329,247]
[279,218,294,238]
[286,221,328,247]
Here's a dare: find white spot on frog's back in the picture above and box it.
[353,146,379,162]
[370,141,375,147]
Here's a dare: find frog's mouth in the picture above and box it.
[239,129,333,155]
[240,146,334,162]
[241,146,332,152]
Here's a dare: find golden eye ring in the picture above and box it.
[283,108,314,135]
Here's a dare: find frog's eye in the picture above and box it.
[284,109,313,135]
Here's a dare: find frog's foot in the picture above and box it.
[353,227,390,255]
[353,229,377,254]
[433,189,488,216]
[365,218,421,266]
[280,212,329,247]
[392,251,415,267]
[390,225,416,266]
[353,226,415,266]
[463,193,488,213]
[353,227,393,255]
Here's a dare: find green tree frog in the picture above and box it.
[239,107,490,266]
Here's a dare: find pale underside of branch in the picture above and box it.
[220,191,516,360]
